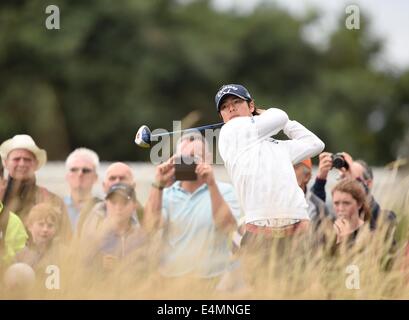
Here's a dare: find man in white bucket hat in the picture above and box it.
[0,134,47,172]
[0,134,71,243]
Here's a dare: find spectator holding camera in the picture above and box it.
[293,158,329,226]
[311,152,396,232]
[144,132,240,283]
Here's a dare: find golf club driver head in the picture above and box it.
[135,125,152,148]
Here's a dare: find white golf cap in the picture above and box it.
[0,134,47,170]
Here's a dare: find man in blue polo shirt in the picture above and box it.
[144,132,240,282]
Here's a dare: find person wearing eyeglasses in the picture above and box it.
[0,134,71,243]
[64,148,100,233]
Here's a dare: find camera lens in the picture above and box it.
[332,153,349,170]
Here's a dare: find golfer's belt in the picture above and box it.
[249,218,301,228]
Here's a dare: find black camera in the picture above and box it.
[331,153,349,170]
[174,155,197,181]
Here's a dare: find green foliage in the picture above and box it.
[0,0,408,164]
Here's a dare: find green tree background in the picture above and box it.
[1,0,408,165]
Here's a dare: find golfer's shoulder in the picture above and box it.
[219,117,252,139]
[223,116,252,129]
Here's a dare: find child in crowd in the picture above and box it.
[15,202,62,271]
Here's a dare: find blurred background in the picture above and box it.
[1,0,408,167]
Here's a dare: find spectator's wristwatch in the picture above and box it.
[151,182,165,190]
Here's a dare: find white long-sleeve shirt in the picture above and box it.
[218,108,325,223]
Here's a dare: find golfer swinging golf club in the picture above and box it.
[216,84,325,253]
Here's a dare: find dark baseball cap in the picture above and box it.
[105,183,136,201]
[215,84,252,111]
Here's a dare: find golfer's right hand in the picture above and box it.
[155,156,175,188]
[317,152,332,180]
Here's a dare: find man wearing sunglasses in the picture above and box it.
[64,148,100,233]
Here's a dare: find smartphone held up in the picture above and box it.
[174,155,198,181]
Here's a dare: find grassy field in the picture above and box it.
[1,163,409,299]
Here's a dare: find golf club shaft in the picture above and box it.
[151,122,224,138]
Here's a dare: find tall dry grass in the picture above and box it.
[1,169,409,300]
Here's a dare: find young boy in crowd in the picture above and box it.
[14,202,62,271]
